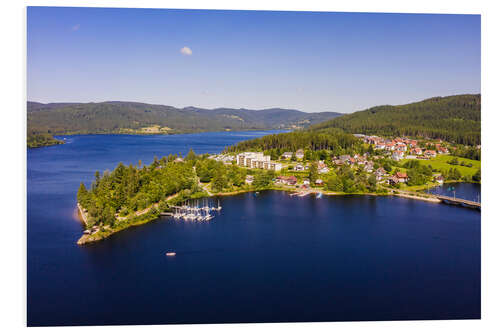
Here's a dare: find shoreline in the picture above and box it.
[75,186,456,245]
[77,203,88,225]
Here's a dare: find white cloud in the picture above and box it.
[71,24,80,31]
[180,46,192,56]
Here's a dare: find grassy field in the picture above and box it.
[404,155,480,177]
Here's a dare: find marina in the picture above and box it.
[169,198,222,222]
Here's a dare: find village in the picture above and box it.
[209,133,481,193]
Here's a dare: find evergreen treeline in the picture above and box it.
[311,94,481,145]
[77,156,197,228]
[226,128,363,155]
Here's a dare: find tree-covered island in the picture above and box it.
[76,129,480,245]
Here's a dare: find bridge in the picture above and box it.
[434,194,481,209]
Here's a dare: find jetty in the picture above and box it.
[393,188,480,210]
[435,194,481,209]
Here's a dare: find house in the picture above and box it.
[319,166,330,174]
[409,140,418,148]
[315,179,324,186]
[282,152,293,159]
[434,175,444,185]
[392,151,404,161]
[339,155,351,162]
[385,143,395,151]
[364,161,374,173]
[245,175,254,185]
[276,175,297,186]
[295,149,304,160]
[375,143,386,150]
[303,179,310,185]
[396,172,408,183]
[375,167,387,177]
[438,146,449,154]
[424,150,437,158]
[285,176,297,186]
[318,161,329,174]
[174,157,184,163]
[375,167,387,181]
[388,175,399,185]
[294,163,305,171]
[396,143,407,151]
[411,147,423,155]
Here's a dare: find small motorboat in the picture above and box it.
[165,252,176,256]
[316,192,323,199]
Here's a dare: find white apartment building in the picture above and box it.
[237,152,282,171]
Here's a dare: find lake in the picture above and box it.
[27,131,480,326]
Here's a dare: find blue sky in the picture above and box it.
[27,7,480,113]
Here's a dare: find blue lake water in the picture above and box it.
[27,131,480,326]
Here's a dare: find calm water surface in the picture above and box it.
[27,132,480,326]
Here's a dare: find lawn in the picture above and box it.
[405,155,480,177]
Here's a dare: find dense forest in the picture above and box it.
[77,155,197,228]
[311,94,481,145]
[226,128,363,155]
[27,101,341,135]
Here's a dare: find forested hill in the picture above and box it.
[27,101,342,135]
[311,94,481,145]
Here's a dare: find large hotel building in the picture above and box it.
[236,152,282,172]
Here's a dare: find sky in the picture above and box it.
[27,7,480,113]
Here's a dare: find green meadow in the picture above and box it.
[407,155,480,177]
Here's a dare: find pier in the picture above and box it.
[393,188,481,210]
[435,194,481,209]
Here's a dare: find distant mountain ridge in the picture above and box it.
[27,101,343,135]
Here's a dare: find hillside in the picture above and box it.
[311,94,481,145]
[27,101,342,135]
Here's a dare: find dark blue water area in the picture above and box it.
[27,132,480,326]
